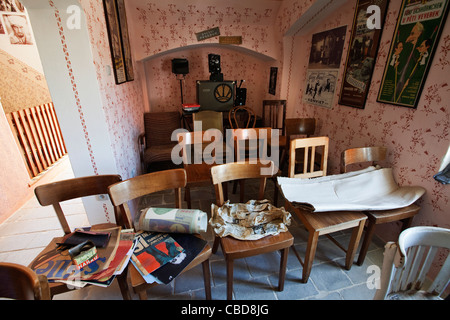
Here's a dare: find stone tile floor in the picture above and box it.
[0,158,386,300]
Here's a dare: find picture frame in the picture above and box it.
[103,0,127,84]
[377,0,449,108]
[116,0,134,82]
[339,0,389,109]
[303,25,347,109]
[269,67,277,95]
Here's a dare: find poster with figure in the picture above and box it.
[303,26,347,109]
[3,14,32,45]
[339,0,389,109]
[377,0,449,108]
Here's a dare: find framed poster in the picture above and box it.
[339,0,389,109]
[116,0,134,81]
[103,0,126,84]
[269,67,277,95]
[303,26,347,109]
[377,0,449,108]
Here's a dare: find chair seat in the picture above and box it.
[220,231,294,260]
[144,143,178,163]
[365,204,420,224]
[129,244,212,293]
[295,209,367,234]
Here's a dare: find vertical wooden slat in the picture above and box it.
[30,106,51,168]
[48,103,67,154]
[6,112,34,178]
[36,105,56,163]
[24,107,46,171]
[41,103,60,160]
[18,109,43,174]
[45,103,63,158]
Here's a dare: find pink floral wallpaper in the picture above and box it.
[79,0,144,179]
[284,0,450,238]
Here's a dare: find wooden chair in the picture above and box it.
[192,110,223,132]
[138,111,181,173]
[341,146,421,265]
[283,137,367,283]
[230,127,277,199]
[374,226,450,300]
[0,262,51,300]
[262,100,287,153]
[228,105,256,129]
[31,174,131,299]
[107,169,212,300]
[210,162,294,300]
[177,130,227,208]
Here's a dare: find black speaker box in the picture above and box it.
[235,88,247,106]
[172,58,189,75]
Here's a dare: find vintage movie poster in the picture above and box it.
[303,26,347,109]
[339,0,389,109]
[377,0,449,108]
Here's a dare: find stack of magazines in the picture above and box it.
[29,227,135,288]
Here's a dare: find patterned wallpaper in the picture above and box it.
[79,0,145,180]
[0,48,51,113]
[285,0,450,236]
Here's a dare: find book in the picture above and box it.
[131,231,184,282]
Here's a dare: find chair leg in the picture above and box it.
[278,247,289,291]
[226,258,234,300]
[357,220,376,266]
[116,269,131,300]
[302,230,319,283]
[346,220,366,269]
[138,289,148,300]
[185,187,192,209]
[202,260,212,300]
[212,236,220,254]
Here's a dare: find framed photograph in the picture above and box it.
[269,67,277,95]
[3,14,33,45]
[377,0,449,108]
[303,26,347,109]
[116,0,134,81]
[339,0,389,109]
[103,0,127,84]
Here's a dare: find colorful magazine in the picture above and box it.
[131,231,184,282]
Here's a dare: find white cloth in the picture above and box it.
[278,167,426,212]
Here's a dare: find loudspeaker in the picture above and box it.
[235,88,247,106]
[197,80,235,112]
[172,58,189,75]
[208,54,221,74]
[209,72,224,82]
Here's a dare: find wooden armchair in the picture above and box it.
[138,111,182,173]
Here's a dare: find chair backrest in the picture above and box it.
[34,175,122,234]
[231,127,274,163]
[262,100,286,135]
[228,106,256,129]
[0,262,50,300]
[285,118,316,138]
[177,130,222,165]
[341,146,387,173]
[288,136,329,179]
[108,169,187,229]
[192,110,223,132]
[211,162,276,206]
[374,226,450,300]
[144,111,181,147]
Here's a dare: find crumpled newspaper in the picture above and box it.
[209,199,291,240]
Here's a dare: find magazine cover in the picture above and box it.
[131,232,184,277]
[150,233,207,284]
